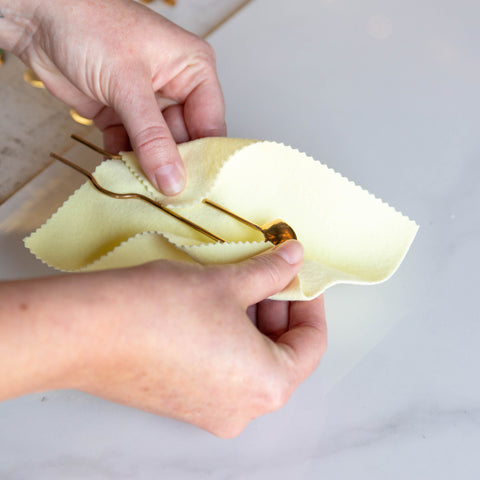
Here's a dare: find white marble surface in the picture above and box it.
[1,0,480,478]
[142,0,249,37]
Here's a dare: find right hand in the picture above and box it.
[74,241,327,437]
[0,241,327,438]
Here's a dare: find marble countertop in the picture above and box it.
[1,0,479,478]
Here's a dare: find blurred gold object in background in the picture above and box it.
[69,109,94,126]
[21,0,177,125]
[23,68,45,88]
[0,49,5,66]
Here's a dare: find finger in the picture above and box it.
[94,107,131,154]
[184,76,226,139]
[102,125,131,155]
[246,304,258,325]
[114,83,186,196]
[257,299,290,341]
[163,104,190,143]
[277,295,327,380]
[231,240,304,306]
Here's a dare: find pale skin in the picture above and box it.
[0,0,327,438]
[1,0,226,194]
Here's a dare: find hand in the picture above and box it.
[3,0,226,194]
[0,241,327,438]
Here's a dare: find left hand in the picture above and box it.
[7,0,226,195]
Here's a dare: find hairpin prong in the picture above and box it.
[50,152,225,243]
[71,134,122,159]
[202,199,297,245]
[65,135,297,245]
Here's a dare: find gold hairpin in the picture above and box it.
[50,136,297,245]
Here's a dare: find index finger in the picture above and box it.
[184,75,226,139]
[114,80,186,196]
[276,295,327,382]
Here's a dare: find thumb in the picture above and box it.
[232,240,304,306]
[115,85,186,196]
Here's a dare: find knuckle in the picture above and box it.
[319,334,328,358]
[204,265,230,292]
[255,256,283,287]
[270,386,291,413]
[260,375,292,414]
[197,40,216,64]
[132,125,172,153]
[190,44,219,82]
[211,421,248,439]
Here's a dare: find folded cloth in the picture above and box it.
[25,137,418,300]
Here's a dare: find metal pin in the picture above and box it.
[50,152,225,243]
[202,199,296,245]
[71,134,122,159]
[62,135,297,245]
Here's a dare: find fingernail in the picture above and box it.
[274,240,304,265]
[154,163,185,196]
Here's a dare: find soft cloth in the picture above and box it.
[25,138,418,300]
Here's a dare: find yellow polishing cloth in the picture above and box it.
[24,138,418,300]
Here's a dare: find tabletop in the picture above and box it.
[1,0,479,478]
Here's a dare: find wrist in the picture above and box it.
[0,0,41,55]
[0,276,92,400]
